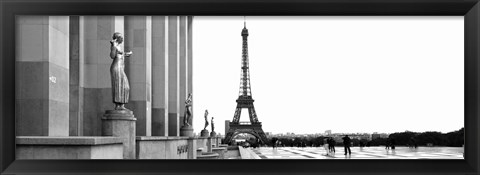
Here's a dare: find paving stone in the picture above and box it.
[248,146,463,159]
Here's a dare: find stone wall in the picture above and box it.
[16,136,124,159]
[16,16,70,136]
[136,136,191,159]
[196,137,209,153]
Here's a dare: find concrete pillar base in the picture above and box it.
[210,131,216,137]
[207,137,213,152]
[180,126,194,137]
[187,137,197,159]
[102,110,136,159]
[201,129,209,137]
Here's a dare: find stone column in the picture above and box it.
[69,16,84,136]
[179,16,193,137]
[16,16,70,136]
[187,16,193,115]
[82,16,124,136]
[151,16,169,136]
[124,16,153,136]
[179,16,188,127]
[168,16,180,136]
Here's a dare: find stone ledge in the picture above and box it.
[135,136,190,141]
[101,116,136,121]
[212,147,227,151]
[196,152,219,159]
[16,136,124,145]
[238,146,261,159]
[196,136,222,139]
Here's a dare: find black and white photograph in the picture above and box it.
[15,15,464,160]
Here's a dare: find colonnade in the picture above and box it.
[16,16,193,137]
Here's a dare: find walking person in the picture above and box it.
[271,137,278,149]
[390,138,396,150]
[409,137,416,149]
[323,138,330,155]
[326,138,332,153]
[331,138,336,153]
[327,138,334,153]
[342,135,352,155]
[385,139,390,150]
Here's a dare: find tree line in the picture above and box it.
[264,128,464,147]
[377,127,464,147]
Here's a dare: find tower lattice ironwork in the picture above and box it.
[224,21,268,145]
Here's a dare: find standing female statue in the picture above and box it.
[183,93,193,126]
[110,32,133,110]
[211,116,215,132]
[203,110,209,130]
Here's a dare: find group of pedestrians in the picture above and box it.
[323,135,352,155]
[385,138,396,150]
[271,137,278,149]
[267,135,415,157]
[408,137,418,149]
[323,137,336,155]
[327,137,336,153]
[269,135,355,156]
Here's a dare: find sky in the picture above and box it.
[192,16,464,135]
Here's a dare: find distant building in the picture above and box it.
[225,120,230,136]
[325,130,332,135]
[380,133,390,138]
[372,133,381,140]
[359,133,371,140]
[372,132,389,140]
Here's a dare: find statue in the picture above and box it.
[109,32,133,110]
[211,116,215,132]
[102,32,135,158]
[183,93,193,126]
[203,110,209,130]
[200,109,210,137]
[179,94,194,137]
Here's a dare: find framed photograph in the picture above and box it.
[1,0,479,174]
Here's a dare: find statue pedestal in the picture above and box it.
[210,131,216,137]
[201,129,209,137]
[180,125,194,137]
[102,109,136,159]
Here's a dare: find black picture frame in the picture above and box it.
[1,0,478,174]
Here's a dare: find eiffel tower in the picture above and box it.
[224,20,268,145]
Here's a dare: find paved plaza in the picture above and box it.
[249,146,464,159]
